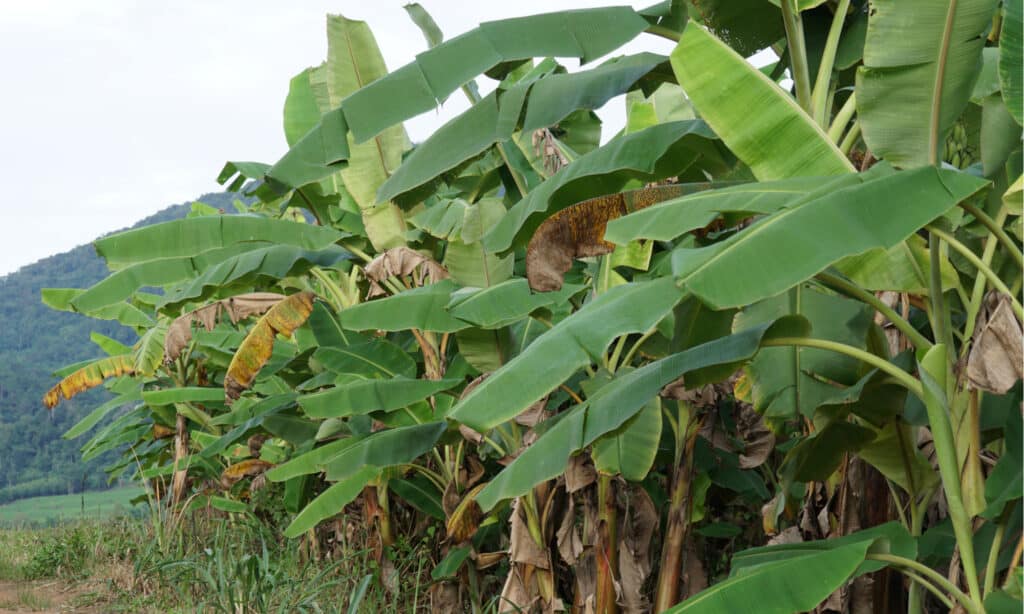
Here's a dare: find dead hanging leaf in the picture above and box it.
[617,484,658,614]
[152,424,175,440]
[526,185,686,292]
[565,454,597,494]
[224,292,315,401]
[556,496,584,565]
[474,551,505,570]
[767,525,803,546]
[364,246,448,297]
[247,434,269,457]
[165,292,286,362]
[446,483,487,544]
[508,497,551,570]
[43,354,135,409]
[220,459,273,489]
[967,292,1023,394]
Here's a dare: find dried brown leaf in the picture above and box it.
[364,246,448,297]
[967,292,1023,394]
[565,454,597,494]
[224,292,315,400]
[152,424,175,440]
[526,186,685,292]
[617,485,657,613]
[165,292,286,362]
[446,483,486,544]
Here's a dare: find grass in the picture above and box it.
[0,486,143,527]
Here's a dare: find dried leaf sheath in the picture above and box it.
[225,292,316,400]
[43,354,136,409]
[525,186,684,292]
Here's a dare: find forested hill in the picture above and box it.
[0,191,244,503]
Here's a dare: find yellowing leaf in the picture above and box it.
[221,459,274,488]
[445,482,487,544]
[225,292,316,400]
[43,354,135,409]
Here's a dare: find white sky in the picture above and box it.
[0,1,683,276]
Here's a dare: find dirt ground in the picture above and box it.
[0,580,100,613]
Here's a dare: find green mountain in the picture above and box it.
[0,192,244,504]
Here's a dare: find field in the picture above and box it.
[0,487,143,527]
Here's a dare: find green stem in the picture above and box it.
[339,240,373,264]
[781,0,813,112]
[816,272,932,350]
[900,569,955,610]
[645,24,681,43]
[869,553,979,613]
[928,0,960,166]
[929,226,1024,320]
[620,325,659,369]
[961,201,1024,269]
[309,267,349,311]
[827,92,857,143]
[963,206,1012,355]
[811,0,852,126]
[839,120,861,155]
[607,334,628,373]
[761,337,923,398]
[984,502,1015,596]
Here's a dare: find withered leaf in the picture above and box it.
[43,354,135,409]
[165,292,286,362]
[446,483,487,544]
[967,292,1023,394]
[526,185,687,292]
[364,246,448,297]
[565,454,597,494]
[617,485,657,613]
[225,292,315,400]
[220,459,273,489]
[152,424,175,440]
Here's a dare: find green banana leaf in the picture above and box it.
[298,378,461,418]
[339,280,469,333]
[313,341,417,379]
[484,120,718,252]
[449,277,685,433]
[93,216,343,269]
[474,316,810,510]
[63,387,142,440]
[592,396,662,481]
[856,0,1000,167]
[671,166,988,309]
[1001,0,1023,124]
[672,25,853,181]
[445,279,582,329]
[375,53,667,203]
[142,387,226,406]
[283,465,380,538]
[266,435,365,482]
[41,288,154,327]
[322,422,448,481]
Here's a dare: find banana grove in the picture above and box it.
[42,1,1022,612]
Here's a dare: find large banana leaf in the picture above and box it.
[313,341,417,379]
[671,166,988,309]
[156,245,349,312]
[484,120,718,252]
[324,15,408,250]
[93,216,343,269]
[605,176,834,244]
[375,53,667,203]
[298,378,460,418]
[592,396,661,481]
[265,8,650,191]
[283,465,379,538]
[1002,0,1023,124]
[664,541,873,613]
[283,67,324,148]
[42,288,153,327]
[449,277,685,433]
[70,243,276,313]
[322,422,448,481]
[671,25,853,181]
[63,387,142,439]
[856,0,1000,167]
[339,280,469,333]
[445,279,581,328]
[474,316,809,511]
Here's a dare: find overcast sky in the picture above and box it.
[0,1,681,276]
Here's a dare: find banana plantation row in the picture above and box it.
[42,1,1022,612]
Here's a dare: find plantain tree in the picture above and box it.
[44,1,1021,613]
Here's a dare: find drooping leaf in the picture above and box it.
[283,465,380,538]
[856,0,1000,167]
[671,25,853,181]
[484,120,719,252]
[450,277,685,433]
[41,288,153,327]
[225,292,316,400]
[43,354,135,409]
[671,166,988,309]
[63,387,142,439]
[474,316,809,510]
[592,396,662,481]
[93,216,344,270]
[376,53,668,204]
[322,422,448,481]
